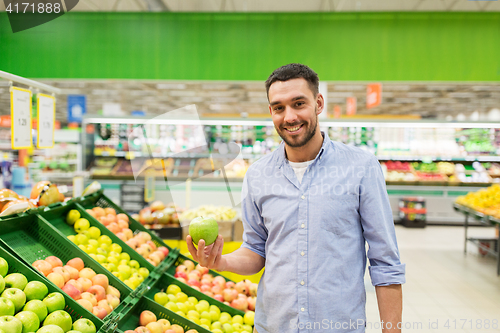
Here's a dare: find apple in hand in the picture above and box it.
[0,315,22,333]
[189,216,219,246]
[4,274,28,290]
[1,288,26,312]
[0,257,9,277]
[72,318,96,333]
[23,281,48,301]
[43,310,72,332]
[0,297,15,316]
[15,310,40,333]
[37,324,64,333]
[23,300,48,322]
[42,292,65,313]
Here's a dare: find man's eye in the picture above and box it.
[295,102,304,107]
[274,106,283,112]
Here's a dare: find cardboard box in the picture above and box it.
[233,220,244,242]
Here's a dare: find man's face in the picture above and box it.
[268,78,320,148]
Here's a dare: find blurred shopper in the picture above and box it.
[188,63,405,333]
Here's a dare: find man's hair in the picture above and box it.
[265,63,319,100]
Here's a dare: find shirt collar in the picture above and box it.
[276,130,331,168]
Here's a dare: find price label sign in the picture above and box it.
[10,87,32,149]
[37,93,56,148]
[144,169,155,203]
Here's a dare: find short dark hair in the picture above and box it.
[265,63,319,100]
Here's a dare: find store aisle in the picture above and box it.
[365,225,500,333]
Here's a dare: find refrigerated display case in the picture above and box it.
[82,116,500,224]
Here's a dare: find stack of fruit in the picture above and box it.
[65,211,151,290]
[0,189,36,215]
[173,261,257,313]
[0,256,97,333]
[136,201,181,226]
[125,310,198,333]
[455,184,500,218]
[153,285,254,333]
[179,206,237,223]
[77,207,170,266]
[31,256,121,320]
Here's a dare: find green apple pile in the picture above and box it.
[153,284,254,333]
[65,215,150,290]
[124,310,198,333]
[0,256,97,333]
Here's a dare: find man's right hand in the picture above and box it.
[186,235,227,272]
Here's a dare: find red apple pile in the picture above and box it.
[174,261,257,312]
[123,310,198,333]
[86,207,170,267]
[32,256,121,320]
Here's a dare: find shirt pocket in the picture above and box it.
[320,194,359,236]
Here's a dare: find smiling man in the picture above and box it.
[188,63,405,333]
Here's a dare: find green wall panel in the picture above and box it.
[1,12,499,81]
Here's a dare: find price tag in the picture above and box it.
[144,169,155,203]
[73,176,84,197]
[10,87,32,149]
[37,93,55,149]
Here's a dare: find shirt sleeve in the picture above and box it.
[360,156,406,286]
[240,173,268,259]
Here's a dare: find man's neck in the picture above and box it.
[285,130,324,163]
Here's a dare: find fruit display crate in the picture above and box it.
[167,252,235,283]
[77,190,174,252]
[37,200,157,274]
[0,230,105,330]
[111,295,212,333]
[145,271,246,317]
[0,213,132,326]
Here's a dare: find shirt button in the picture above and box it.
[301,224,305,228]
[300,280,305,285]
[301,251,305,256]
[301,195,305,200]
[301,307,305,312]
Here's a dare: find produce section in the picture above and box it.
[0,188,259,332]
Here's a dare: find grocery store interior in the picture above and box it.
[1,0,500,332]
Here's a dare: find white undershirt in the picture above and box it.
[288,160,314,184]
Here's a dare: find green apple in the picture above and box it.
[165,302,178,312]
[128,260,139,270]
[167,295,177,303]
[209,305,220,314]
[67,331,83,333]
[187,310,199,319]
[200,311,211,321]
[210,311,220,322]
[15,311,39,333]
[211,321,222,330]
[0,277,5,295]
[72,318,96,333]
[42,293,65,313]
[109,244,122,254]
[154,292,168,305]
[0,298,15,316]
[166,285,181,295]
[66,210,81,226]
[85,245,97,255]
[95,255,107,264]
[43,310,72,332]
[0,259,8,278]
[200,318,211,327]
[175,292,188,303]
[176,303,188,314]
[87,227,100,240]
[1,289,26,312]
[75,234,88,246]
[175,311,185,318]
[212,329,223,333]
[232,323,243,332]
[23,300,47,322]
[23,282,48,302]
[0,315,22,333]
[67,236,77,244]
[187,296,198,305]
[4,275,28,291]
[232,315,243,325]
[219,312,231,324]
[242,324,253,332]
[117,265,131,279]
[96,248,107,257]
[138,268,149,279]
[97,236,112,247]
[189,216,219,246]
[222,323,234,333]
[74,218,90,233]
[243,311,254,326]
[36,325,64,333]
[119,253,130,261]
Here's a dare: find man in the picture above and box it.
[187,63,405,333]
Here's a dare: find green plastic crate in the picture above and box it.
[0,231,103,329]
[167,252,235,283]
[113,295,212,333]
[77,190,173,251]
[0,213,132,324]
[145,272,246,317]
[38,201,156,274]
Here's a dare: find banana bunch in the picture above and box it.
[180,205,238,222]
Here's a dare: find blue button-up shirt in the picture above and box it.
[241,131,405,333]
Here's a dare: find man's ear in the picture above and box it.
[269,105,273,115]
[316,93,325,115]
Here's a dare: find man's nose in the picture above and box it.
[283,106,298,124]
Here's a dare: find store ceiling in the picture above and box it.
[2,0,499,12]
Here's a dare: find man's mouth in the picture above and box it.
[284,124,303,134]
